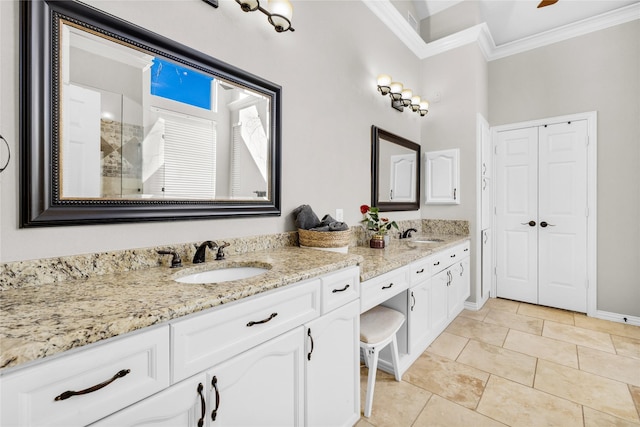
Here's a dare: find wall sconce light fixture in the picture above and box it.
[235,0,295,32]
[377,74,429,116]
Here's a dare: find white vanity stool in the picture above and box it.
[359,305,405,418]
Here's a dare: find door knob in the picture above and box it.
[521,221,536,227]
[540,221,555,228]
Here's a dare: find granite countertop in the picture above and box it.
[0,234,469,372]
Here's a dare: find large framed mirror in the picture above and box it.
[20,0,281,227]
[371,126,420,211]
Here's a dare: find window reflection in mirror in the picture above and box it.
[60,22,269,201]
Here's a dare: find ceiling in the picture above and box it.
[411,0,639,45]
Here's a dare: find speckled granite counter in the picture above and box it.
[351,234,470,282]
[0,230,469,373]
[0,247,361,371]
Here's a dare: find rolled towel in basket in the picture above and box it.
[310,215,349,232]
[292,204,321,230]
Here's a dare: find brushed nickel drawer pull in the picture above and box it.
[54,369,130,401]
[247,312,278,327]
[332,284,350,293]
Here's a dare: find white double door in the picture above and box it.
[495,120,588,313]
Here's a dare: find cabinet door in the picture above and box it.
[207,327,305,426]
[305,300,360,427]
[481,176,492,229]
[408,280,432,354]
[481,230,492,300]
[449,257,471,318]
[431,269,449,334]
[425,149,460,204]
[92,374,206,427]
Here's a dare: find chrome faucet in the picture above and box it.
[193,241,217,264]
[400,228,418,239]
[157,249,183,268]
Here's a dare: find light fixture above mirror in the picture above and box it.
[235,0,295,32]
[376,74,429,116]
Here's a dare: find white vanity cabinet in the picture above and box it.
[0,326,170,427]
[1,266,360,427]
[375,241,471,376]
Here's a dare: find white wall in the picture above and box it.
[418,42,489,304]
[489,20,640,317]
[0,0,423,262]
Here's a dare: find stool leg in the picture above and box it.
[390,335,401,382]
[364,347,379,418]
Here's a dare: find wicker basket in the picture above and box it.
[298,228,351,248]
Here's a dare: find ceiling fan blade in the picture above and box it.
[537,0,559,8]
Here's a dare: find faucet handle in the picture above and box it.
[216,241,230,260]
[157,250,183,268]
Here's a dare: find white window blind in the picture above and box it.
[159,111,217,199]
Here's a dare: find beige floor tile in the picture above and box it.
[631,385,640,419]
[457,339,537,386]
[543,321,616,353]
[354,418,376,427]
[477,375,583,427]
[413,394,507,427]
[445,316,509,347]
[359,367,432,426]
[578,346,640,387]
[613,335,640,360]
[535,359,640,423]
[426,332,468,360]
[504,329,579,368]
[403,352,489,409]
[484,297,520,313]
[583,406,640,427]
[484,309,544,335]
[459,307,490,321]
[574,316,640,340]
[517,303,576,325]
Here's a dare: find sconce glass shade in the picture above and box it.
[410,95,421,112]
[401,89,413,106]
[377,74,392,95]
[389,82,403,100]
[419,100,429,116]
[268,0,293,32]
[237,0,260,12]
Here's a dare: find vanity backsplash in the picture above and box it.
[0,219,468,291]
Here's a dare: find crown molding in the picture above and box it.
[363,1,640,61]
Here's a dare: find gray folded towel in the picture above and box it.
[310,214,349,231]
[292,205,321,230]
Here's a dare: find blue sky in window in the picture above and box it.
[150,58,213,110]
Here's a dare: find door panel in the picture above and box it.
[496,127,538,304]
[538,121,588,312]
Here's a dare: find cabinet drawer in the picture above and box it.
[431,241,470,274]
[0,326,170,427]
[172,279,320,382]
[360,268,409,313]
[320,266,360,314]
[409,257,433,285]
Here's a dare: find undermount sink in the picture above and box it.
[412,238,445,243]
[175,267,269,284]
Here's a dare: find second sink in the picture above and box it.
[175,267,269,284]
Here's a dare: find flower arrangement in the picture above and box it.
[360,205,398,236]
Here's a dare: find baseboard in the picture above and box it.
[464,297,489,311]
[594,310,640,327]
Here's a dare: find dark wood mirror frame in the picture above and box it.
[371,125,421,212]
[20,0,281,227]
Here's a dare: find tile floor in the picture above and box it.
[356,298,640,427]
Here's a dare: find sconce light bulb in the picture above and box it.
[377,74,392,86]
[401,88,413,106]
[410,95,421,111]
[389,82,403,100]
[268,0,293,31]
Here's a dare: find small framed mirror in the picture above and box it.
[371,126,420,211]
[20,0,281,227]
